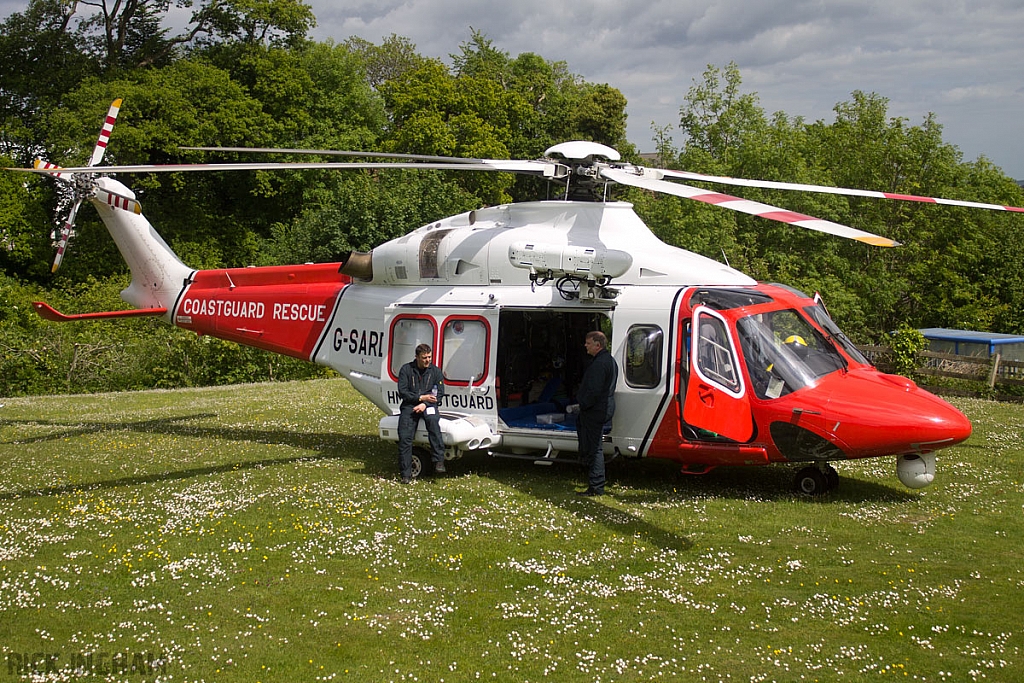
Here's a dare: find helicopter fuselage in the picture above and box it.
[146,194,970,490]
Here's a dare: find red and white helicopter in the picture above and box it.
[15,99,1021,494]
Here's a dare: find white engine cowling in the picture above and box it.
[897,453,936,489]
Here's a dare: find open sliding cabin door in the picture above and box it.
[682,306,754,442]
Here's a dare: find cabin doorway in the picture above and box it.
[495,309,611,417]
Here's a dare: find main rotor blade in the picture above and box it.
[602,167,899,247]
[180,146,487,164]
[10,159,567,178]
[660,168,1024,213]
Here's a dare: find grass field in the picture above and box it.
[1,378,1021,682]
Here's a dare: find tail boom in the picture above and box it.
[65,178,352,362]
[89,178,193,317]
[173,264,351,359]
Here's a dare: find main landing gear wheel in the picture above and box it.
[794,464,839,496]
[410,447,428,479]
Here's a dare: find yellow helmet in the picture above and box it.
[784,334,808,357]
[784,334,807,348]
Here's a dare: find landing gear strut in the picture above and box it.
[794,463,839,496]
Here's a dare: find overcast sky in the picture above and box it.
[5,0,1023,179]
[309,0,1024,180]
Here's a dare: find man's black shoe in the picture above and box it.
[576,488,601,496]
[401,476,412,485]
[435,461,446,473]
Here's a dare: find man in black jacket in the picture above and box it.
[397,343,446,483]
[574,331,617,496]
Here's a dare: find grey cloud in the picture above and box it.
[2,0,1021,176]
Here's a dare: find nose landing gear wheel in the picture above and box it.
[794,464,839,496]
[823,463,839,491]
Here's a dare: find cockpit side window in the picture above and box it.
[695,312,741,394]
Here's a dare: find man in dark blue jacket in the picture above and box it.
[574,331,617,496]
[397,344,446,483]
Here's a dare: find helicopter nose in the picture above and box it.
[824,371,972,458]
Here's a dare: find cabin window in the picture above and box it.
[695,311,741,394]
[442,318,488,385]
[625,324,663,388]
[389,317,436,379]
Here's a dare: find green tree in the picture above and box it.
[377,30,631,204]
[345,34,425,90]
[640,62,1024,341]
[0,155,51,280]
[451,28,510,84]
[265,169,479,265]
[0,0,99,161]
[678,62,766,171]
[32,59,278,281]
[634,63,772,282]
[25,36,385,283]
[802,92,1024,335]
[201,0,316,49]
[212,40,383,149]
[572,82,628,149]
[379,58,517,204]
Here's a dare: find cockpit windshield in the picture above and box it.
[804,304,870,365]
[737,309,846,400]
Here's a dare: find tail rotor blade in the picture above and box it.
[88,98,122,168]
[28,100,126,274]
[95,186,142,214]
[33,158,65,180]
[52,198,83,273]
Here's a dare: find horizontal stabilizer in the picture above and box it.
[32,301,167,322]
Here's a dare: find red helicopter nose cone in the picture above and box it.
[824,371,972,458]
